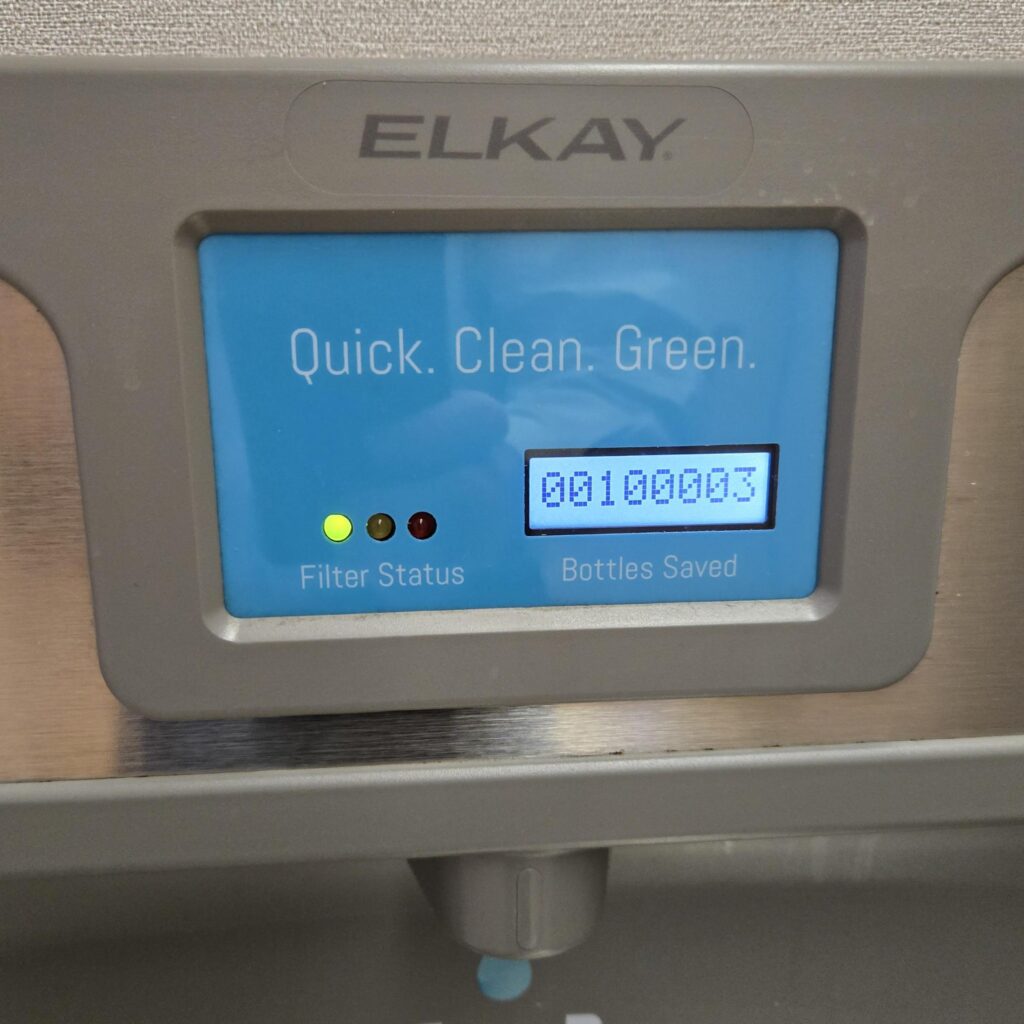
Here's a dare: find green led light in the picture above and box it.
[322,513,353,543]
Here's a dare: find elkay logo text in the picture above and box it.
[359,114,685,162]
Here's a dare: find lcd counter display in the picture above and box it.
[527,446,776,534]
[198,228,839,617]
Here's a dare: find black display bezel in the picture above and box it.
[524,444,780,536]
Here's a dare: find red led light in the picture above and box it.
[408,511,437,540]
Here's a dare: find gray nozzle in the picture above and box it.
[411,848,609,960]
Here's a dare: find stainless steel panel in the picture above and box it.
[1,267,1023,782]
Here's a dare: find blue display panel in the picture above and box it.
[527,447,776,534]
[198,229,839,617]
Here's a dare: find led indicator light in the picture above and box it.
[366,513,396,541]
[322,513,353,543]
[408,511,437,540]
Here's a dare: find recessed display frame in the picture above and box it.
[187,205,858,705]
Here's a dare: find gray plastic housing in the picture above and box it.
[411,848,609,959]
[1,59,1022,718]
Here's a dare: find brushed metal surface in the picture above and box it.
[1,267,1023,783]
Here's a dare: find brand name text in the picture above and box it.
[359,114,685,162]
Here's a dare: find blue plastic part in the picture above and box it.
[476,956,533,1002]
[198,229,838,617]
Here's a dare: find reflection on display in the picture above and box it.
[527,447,776,534]
[199,229,838,615]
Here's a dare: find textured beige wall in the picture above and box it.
[2,1,1024,60]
